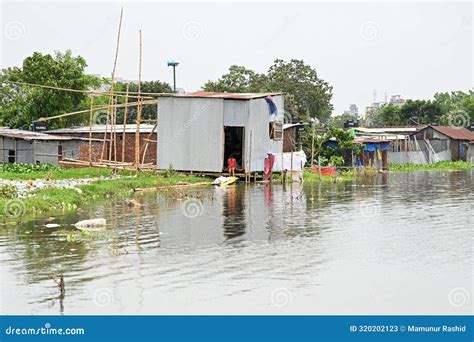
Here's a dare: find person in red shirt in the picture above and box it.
[227,155,237,176]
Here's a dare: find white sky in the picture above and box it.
[1,0,472,115]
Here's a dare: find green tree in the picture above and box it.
[434,90,474,126]
[329,112,359,128]
[399,99,443,125]
[301,126,362,166]
[0,50,100,129]
[203,65,265,93]
[265,59,333,123]
[114,80,172,123]
[202,59,333,123]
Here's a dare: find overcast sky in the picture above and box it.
[1,1,472,115]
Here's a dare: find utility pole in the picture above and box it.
[167,60,179,92]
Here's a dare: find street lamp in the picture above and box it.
[167,60,179,92]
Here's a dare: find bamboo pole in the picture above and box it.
[135,29,143,171]
[122,83,130,163]
[88,95,94,165]
[140,122,158,164]
[37,100,158,122]
[5,80,153,99]
[101,7,123,164]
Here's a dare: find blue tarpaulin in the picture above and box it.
[363,142,390,152]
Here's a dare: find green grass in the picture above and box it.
[0,167,128,180]
[0,170,210,218]
[389,160,474,171]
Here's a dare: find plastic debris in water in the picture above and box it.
[74,218,107,231]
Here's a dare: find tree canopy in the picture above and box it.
[364,90,473,127]
[203,59,333,123]
[0,50,173,129]
[0,50,100,129]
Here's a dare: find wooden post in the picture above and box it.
[318,156,322,183]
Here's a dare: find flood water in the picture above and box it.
[1,171,472,315]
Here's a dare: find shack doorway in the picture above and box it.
[223,126,244,172]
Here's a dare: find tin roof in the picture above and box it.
[354,137,390,144]
[354,126,420,134]
[418,125,474,140]
[171,91,283,100]
[47,124,156,134]
[0,128,79,141]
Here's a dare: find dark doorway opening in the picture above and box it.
[223,126,244,172]
[8,150,15,163]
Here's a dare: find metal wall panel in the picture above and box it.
[245,96,284,172]
[157,97,224,172]
[223,100,249,126]
[33,141,59,164]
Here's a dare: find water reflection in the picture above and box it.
[0,170,472,315]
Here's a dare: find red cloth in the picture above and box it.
[310,165,336,176]
[227,158,237,171]
[264,154,275,180]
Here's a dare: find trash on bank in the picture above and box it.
[212,176,239,186]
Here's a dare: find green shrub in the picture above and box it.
[0,163,62,174]
[0,185,18,199]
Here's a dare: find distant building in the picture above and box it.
[390,95,406,106]
[0,128,91,164]
[47,124,157,164]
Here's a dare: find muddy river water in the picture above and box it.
[1,171,472,315]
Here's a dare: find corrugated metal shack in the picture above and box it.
[0,128,87,164]
[412,125,474,162]
[157,92,284,173]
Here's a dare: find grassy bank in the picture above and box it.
[389,161,474,171]
[0,166,210,218]
[0,164,128,180]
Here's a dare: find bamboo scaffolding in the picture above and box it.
[140,122,157,164]
[121,83,130,163]
[5,80,154,99]
[88,95,94,165]
[37,100,158,122]
[101,7,124,164]
[135,29,143,171]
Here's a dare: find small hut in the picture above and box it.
[156,92,284,174]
